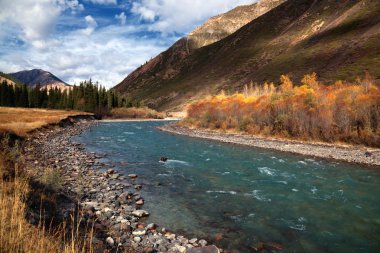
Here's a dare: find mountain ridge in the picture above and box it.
[117,0,380,111]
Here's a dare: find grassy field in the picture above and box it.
[0,107,92,136]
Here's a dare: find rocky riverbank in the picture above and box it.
[22,118,220,253]
[158,124,380,167]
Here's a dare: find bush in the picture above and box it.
[109,107,165,119]
[185,73,380,147]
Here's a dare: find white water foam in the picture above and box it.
[250,190,272,202]
[164,159,190,166]
[123,132,135,135]
[258,167,276,176]
[206,190,237,195]
[290,224,306,231]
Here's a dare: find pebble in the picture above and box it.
[132,209,149,217]
[132,228,146,236]
[106,237,114,247]
[128,174,138,179]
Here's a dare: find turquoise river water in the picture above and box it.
[75,121,380,253]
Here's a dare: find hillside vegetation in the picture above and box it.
[182,73,380,147]
[115,0,380,111]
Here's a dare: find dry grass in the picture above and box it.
[109,107,165,119]
[0,141,94,253]
[0,107,92,136]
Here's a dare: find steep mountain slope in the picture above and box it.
[10,69,70,90]
[186,0,286,50]
[116,0,380,111]
[114,0,286,104]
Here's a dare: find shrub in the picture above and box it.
[184,73,380,147]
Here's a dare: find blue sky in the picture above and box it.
[0,0,255,88]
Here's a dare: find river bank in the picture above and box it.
[158,124,380,167]
[21,118,220,253]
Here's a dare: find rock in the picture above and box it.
[107,169,115,174]
[179,237,189,245]
[132,228,147,236]
[128,174,138,179]
[134,185,142,190]
[175,244,187,253]
[106,237,114,247]
[133,236,141,243]
[189,238,198,244]
[132,209,149,217]
[136,199,144,205]
[146,223,157,230]
[186,245,220,253]
[365,151,372,157]
[110,174,120,179]
[198,240,207,247]
[120,222,131,231]
[160,156,168,162]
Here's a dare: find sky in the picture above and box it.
[0,0,255,88]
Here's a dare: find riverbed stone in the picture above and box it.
[132,228,146,236]
[132,209,149,217]
[128,174,137,179]
[106,237,114,247]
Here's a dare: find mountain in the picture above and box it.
[115,0,380,111]
[10,69,70,90]
[114,0,286,107]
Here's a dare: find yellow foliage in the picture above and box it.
[185,73,380,147]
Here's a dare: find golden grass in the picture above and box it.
[110,107,165,119]
[0,107,92,136]
[0,144,94,253]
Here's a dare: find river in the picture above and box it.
[75,121,380,252]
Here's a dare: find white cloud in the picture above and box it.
[132,4,156,22]
[0,24,169,88]
[115,12,126,25]
[131,0,256,34]
[81,15,98,35]
[0,0,84,46]
[86,0,117,5]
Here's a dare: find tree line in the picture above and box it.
[0,79,132,117]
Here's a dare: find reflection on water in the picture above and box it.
[76,121,380,253]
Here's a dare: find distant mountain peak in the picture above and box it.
[10,69,70,90]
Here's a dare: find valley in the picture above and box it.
[1,0,380,252]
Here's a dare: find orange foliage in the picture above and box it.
[185,74,380,147]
